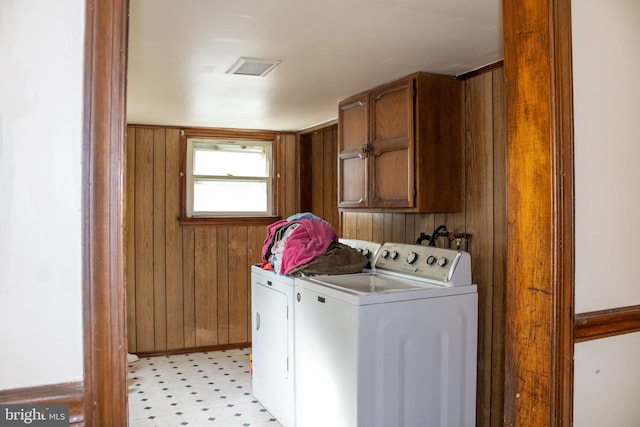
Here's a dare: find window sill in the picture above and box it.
[178,215,280,227]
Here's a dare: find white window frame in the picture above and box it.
[186,137,274,217]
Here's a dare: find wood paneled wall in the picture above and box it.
[125,126,298,353]
[299,125,340,228]
[335,68,507,427]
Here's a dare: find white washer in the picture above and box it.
[293,242,478,427]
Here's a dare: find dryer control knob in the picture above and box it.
[426,255,437,265]
[406,251,418,264]
[437,257,448,267]
[390,250,399,260]
[380,249,390,258]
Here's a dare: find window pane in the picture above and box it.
[193,145,268,177]
[193,180,267,213]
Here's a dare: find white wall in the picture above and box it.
[573,0,640,425]
[0,0,85,389]
[573,0,640,312]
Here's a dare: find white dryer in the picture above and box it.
[293,242,478,427]
[251,265,295,427]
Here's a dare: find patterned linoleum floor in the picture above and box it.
[128,348,283,427]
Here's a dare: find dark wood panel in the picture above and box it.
[165,128,185,350]
[216,226,230,346]
[134,127,155,352]
[153,129,167,351]
[228,226,250,343]
[126,126,137,352]
[323,126,339,228]
[282,133,299,218]
[194,227,218,346]
[490,68,507,427]
[182,227,196,348]
[465,71,495,427]
[311,131,325,218]
[574,305,640,342]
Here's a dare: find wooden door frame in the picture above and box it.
[82,0,575,426]
[502,0,574,425]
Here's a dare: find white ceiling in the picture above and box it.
[126,0,503,132]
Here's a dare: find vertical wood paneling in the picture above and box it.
[464,71,496,427]
[153,129,167,350]
[194,227,218,346]
[165,129,184,350]
[278,133,299,218]
[127,126,293,354]
[311,132,325,218]
[216,227,230,345]
[228,226,249,343]
[182,227,196,348]
[490,68,507,427]
[382,213,394,242]
[323,126,339,228]
[125,127,137,351]
[300,127,339,227]
[285,133,299,217]
[391,213,405,242]
[356,213,373,241]
[371,213,384,243]
[340,212,357,237]
[134,127,155,352]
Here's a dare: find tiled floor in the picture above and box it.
[128,348,283,426]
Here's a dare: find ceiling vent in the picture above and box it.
[227,57,281,77]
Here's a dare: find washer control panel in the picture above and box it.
[339,238,382,264]
[374,243,471,286]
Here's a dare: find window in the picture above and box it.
[186,137,274,217]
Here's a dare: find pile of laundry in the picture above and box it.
[261,213,368,276]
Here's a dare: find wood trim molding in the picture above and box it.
[574,305,640,342]
[457,60,504,80]
[0,382,84,425]
[83,0,129,426]
[502,0,574,425]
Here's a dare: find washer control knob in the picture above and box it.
[406,251,418,264]
[437,257,448,267]
[426,255,437,265]
[362,248,370,257]
[380,249,390,259]
[389,250,399,260]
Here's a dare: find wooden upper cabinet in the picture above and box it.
[369,78,414,208]
[338,93,369,208]
[338,72,463,213]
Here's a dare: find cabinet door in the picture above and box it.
[369,78,415,208]
[338,94,368,208]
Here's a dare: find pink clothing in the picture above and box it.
[262,218,338,275]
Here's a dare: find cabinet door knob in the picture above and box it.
[358,145,368,159]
